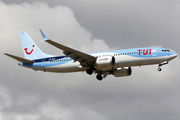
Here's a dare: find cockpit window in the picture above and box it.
[162,49,170,52]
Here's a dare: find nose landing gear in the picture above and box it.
[157,61,168,72]
[157,67,162,71]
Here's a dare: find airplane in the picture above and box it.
[4,29,177,81]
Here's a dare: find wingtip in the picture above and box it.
[4,53,8,55]
[19,31,26,35]
[39,29,49,41]
[39,29,43,33]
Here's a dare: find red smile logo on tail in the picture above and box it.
[24,45,35,55]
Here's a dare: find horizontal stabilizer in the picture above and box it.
[4,53,34,64]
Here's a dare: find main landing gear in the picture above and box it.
[86,69,103,81]
[157,61,168,72]
[86,68,103,81]
[96,74,103,81]
[86,69,93,75]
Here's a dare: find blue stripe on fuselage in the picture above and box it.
[20,56,73,67]
[33,56,66,62]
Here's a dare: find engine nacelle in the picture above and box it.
[95,56,115,67]
[113,67,132,77]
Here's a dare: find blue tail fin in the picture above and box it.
[19,32,53,60]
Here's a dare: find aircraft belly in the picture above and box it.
[150,57,164,64]
[116,56,151,67]
[94,56,151,70]
[56,62,82,72]
[95,56,152,70]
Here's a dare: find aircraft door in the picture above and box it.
[42,59,46,68]
[152,48,157,56]
[151,48,161,64]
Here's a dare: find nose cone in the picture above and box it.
[169,53,177,60]
[174,54,177,58]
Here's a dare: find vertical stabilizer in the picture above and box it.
[19,32,53,60]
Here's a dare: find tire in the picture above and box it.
[96,75,103,81]
[86,69,93,75]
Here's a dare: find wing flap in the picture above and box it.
[4,53,34,64]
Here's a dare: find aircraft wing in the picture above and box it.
[39,29,96,67]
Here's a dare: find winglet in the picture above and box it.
[39,29,49,41]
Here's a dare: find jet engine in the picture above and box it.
[113,67,132,77]
[95,56,115,67]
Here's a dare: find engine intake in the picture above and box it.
[113,67,132,77]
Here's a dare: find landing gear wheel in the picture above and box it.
[86,69,93,75]
[96,75,103,81]
[157,68,162,71]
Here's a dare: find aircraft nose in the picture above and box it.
[167,52,177,61]
[171,53,177,59]
[174,54,177,58]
